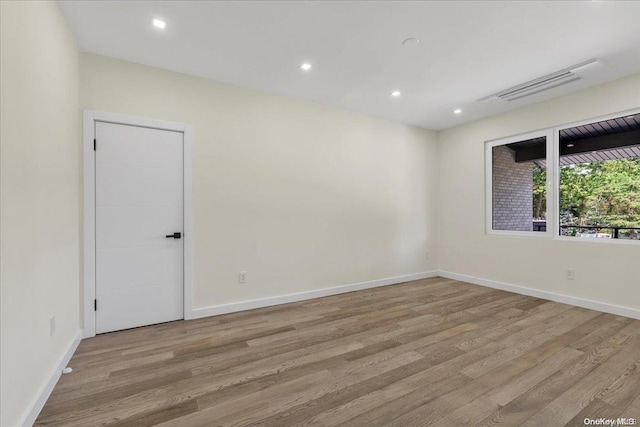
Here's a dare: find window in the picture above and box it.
[486,131,553,236]
[485,109,640,243]
[558,113,640,241]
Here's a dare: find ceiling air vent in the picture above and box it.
[478,59,600,104]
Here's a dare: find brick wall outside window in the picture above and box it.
[492,145,533,231]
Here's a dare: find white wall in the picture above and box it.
[0,1,81,426]
[80,53,438,313]
[438,73,640,312]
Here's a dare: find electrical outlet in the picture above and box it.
[50,315,55,336]
[565,269,575,280]
[425,251,430,260]
[239,271,247,284]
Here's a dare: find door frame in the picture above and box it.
[82,110,193,338]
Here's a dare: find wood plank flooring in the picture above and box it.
[35,277,640,426]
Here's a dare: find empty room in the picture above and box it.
[2,0,640,426]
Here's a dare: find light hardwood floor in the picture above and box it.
[36,277,640,426]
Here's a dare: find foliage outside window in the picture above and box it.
[558,159,640,239]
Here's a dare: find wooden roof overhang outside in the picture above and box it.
[507,113,640,167]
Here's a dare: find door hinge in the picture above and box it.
[93,139,96,151]
[94,299,97,311]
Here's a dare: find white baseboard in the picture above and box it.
[20,329,83,427]
[191,271,438,319]
[437,270,640,320]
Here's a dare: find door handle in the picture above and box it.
[165,232,182,239]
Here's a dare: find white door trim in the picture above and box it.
[83,110,193,338]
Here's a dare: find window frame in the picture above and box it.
[552,107,640,245]
[485,107,640,244]
[485,129,555,238]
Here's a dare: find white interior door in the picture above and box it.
[95,121,184,334]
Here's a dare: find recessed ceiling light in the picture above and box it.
[299,63,312,71]
[391,90,401,97]
[152,18,166,29]
[453,109,462,114]
[402,38,420,47]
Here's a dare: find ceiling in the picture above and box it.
[58,1,640,130]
